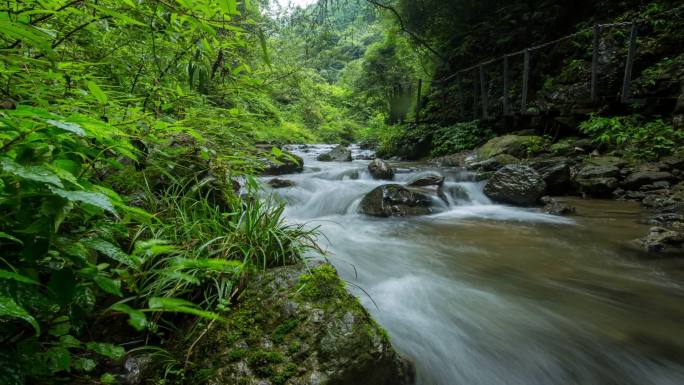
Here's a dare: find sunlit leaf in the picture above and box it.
[0,158,63,187]
[49,187,116,214]
[0,295,40,334]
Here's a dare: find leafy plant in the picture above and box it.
[579,114,683,160]
[431,120,494,156]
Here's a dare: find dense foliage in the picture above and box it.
[0,1,325,384]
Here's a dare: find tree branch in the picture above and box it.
[365,0,446,62]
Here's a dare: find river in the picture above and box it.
[265,144,684,385]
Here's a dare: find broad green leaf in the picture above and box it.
[148,297,219,320]
[0,158,63,187]
[0,231,23,244]
[100,373,118,385]
[86,81,108,104]
[0,295,40,334]
[271,146,283,157]
[73,358,96,372]
[110,303,147,331]
[45,119,86,136]
[86,342,125,361]
[93,275,123,297]
[0,269,39,285]
[0,20,54,54]
[46,346,71,373]
[59,335,81,349]
[83,238,136,268]
[49,187,116,214]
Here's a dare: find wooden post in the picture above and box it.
[479,65,488,119]
[521,49,530,113]
[621,22,638,103]
[415,78,422,124]
[591,24,600,103]
[472,69,478,120]
[503,55,510,115]
[458,74,465,119]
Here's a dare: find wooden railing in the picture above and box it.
[413,5,684,122]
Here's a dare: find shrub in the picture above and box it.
[579,114,683,160]
[431,120,494,156]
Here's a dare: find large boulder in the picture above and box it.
[317,145,352,162]
[406,171,445,188]
[483,165,546,206]
[527,157,572,195]
[621,171,675,190]
[261,150,304,176]
[468,154,520,172]
[574,163,621,197]
[193,263,415,385]
[360,184,435,217]
[476,135,543,160]
[368,159,395,180]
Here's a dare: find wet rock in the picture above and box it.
[268,178,295,189]
[475,172,494,181]
[574,163,621,197]
[624,190,646,200]
[368,159,395,180]
[483,165,546,206]
[429,153,466,167]
[317,145,352,162]
[469,154,520,172]
[639,227,684,254]
[584,156,627,169]
[121,355,153,385]
[640,181,671,191]
[621,171,675,190]
[661,156,684,171]
[193,263,415,385]
[476,135,543,160]
[354,154,375,161]
[644,213,684,227]
[541,196,576,216]
[406,171,445,188]
[573,138,597,153]
[527,157,572,195]
[359,184,435,217]
[231,179,241,193]
[261,150,304,176]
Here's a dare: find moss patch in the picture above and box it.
[297,264,347,300]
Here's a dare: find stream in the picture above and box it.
[265,144,684,385]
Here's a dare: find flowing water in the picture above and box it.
[265,144,684,385]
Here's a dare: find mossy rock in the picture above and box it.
[194,263,414,385]
[476,135,545,160]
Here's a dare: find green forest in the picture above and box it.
[1,1,683,385]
